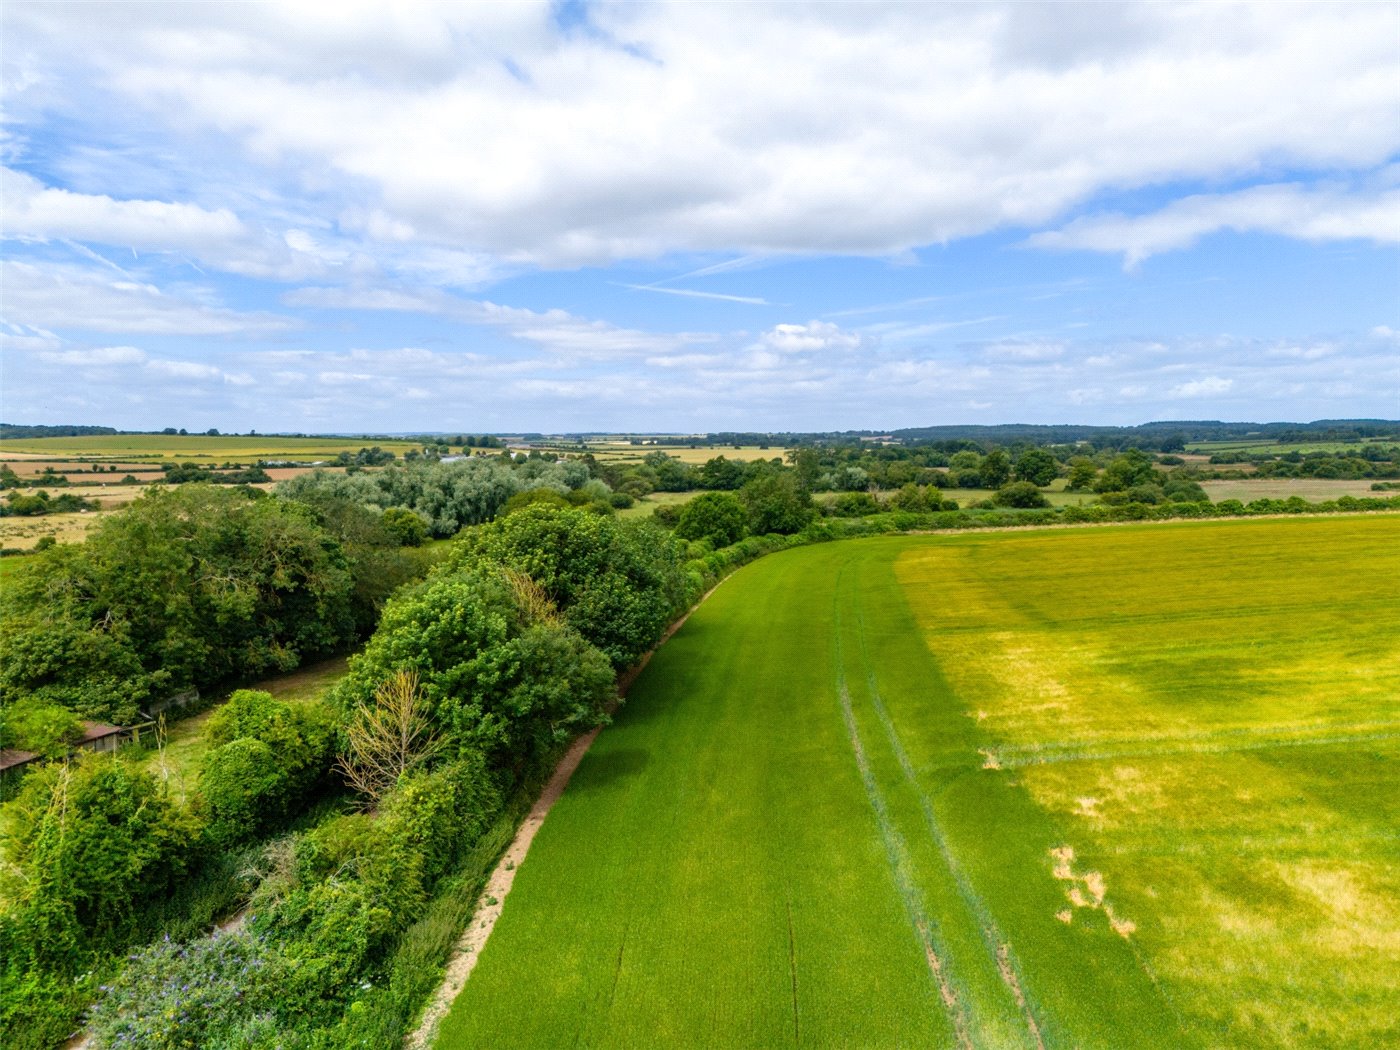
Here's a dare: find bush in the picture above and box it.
[199,692,335,845]
[87,931,277,1050]
[993,481,1050,509]
[830,491,881,517]
[448,507,688,668]
[200,738,290,845]
[379,507,428,547]
[674,491,747,547]
[0,700,84,757]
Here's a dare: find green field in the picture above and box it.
[437,517,1400,1048]
[0,434,422,460]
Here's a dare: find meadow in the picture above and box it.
[437,516,1399,1049]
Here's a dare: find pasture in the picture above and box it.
[437,517,1399,1049]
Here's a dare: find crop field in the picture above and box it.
[1187,438,1398,455]
[583,441,792,465]
[0,434,421,460]
[1199,478,1384,502]
[437,516,1399,1049]
[0,509,112,550]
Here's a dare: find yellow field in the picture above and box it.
[0,434,422,461]
[581,442,790,465]
[0,510,112,550]
[1200,478,1383,502]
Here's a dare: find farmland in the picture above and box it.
[439,517,1400,1049]
[0,433,423,460]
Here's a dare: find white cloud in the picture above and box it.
[6,2,1396,265]
[2,166,243,248]
[146,359,224,380]
[40,345,148,366]
[754,321,862,354]
[284,282,702,358]
[1170,376,1234,398]
[1,260,297,335]
[1030,183,1400,266]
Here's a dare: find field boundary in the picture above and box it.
[406,576,731,1050]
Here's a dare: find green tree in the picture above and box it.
[448,506,687,668]
[1013,448,1058,486]
[740,473,814,535]
[675,491,747,547]
[1065,457,1098,491]
[993,481,1051,508]
[979,448,1012,489]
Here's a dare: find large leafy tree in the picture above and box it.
[332,563,614,774]
[0,487,355,722]
[447,506,688,668]
[675,491,748,547]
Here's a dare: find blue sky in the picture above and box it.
[2,1,1397,433]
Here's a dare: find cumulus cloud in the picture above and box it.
[5,2,1397,265]
[3,166,243,248]
[1030,183,1400,266]
[754,321,863,354]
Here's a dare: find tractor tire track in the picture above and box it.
[844,561,1047,1050]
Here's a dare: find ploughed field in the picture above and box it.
[438,517,1400,1049]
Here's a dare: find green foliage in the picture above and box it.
[0,700,84,757]
[379,506,428,547]
[449,506,688,668]
[1065,456,1098,490]
[87,931,278,1050]
[978,447,1012,488]
[0,487,357,722]
[1013,447,1058,486]
[829,491,882,516]
[333,563,615,771]
[993,480,1051,508]
[674,491,747,547]
[1093,449,1162,494]
[740,472,815,535]
[1,756,201,969]
[502,487,571,516]
[199,691,335,845]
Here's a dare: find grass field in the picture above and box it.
[0,510,112,550]
[617,490,698,519]
[437,517,1399,1049]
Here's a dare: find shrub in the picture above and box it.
[200,738,289,845]
[675,491,747,547]
[993,481,1050,509]
[87,931,276,1050]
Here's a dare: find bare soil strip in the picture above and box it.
[406,579,729,1049]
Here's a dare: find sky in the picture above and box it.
[1,0,1397,434]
